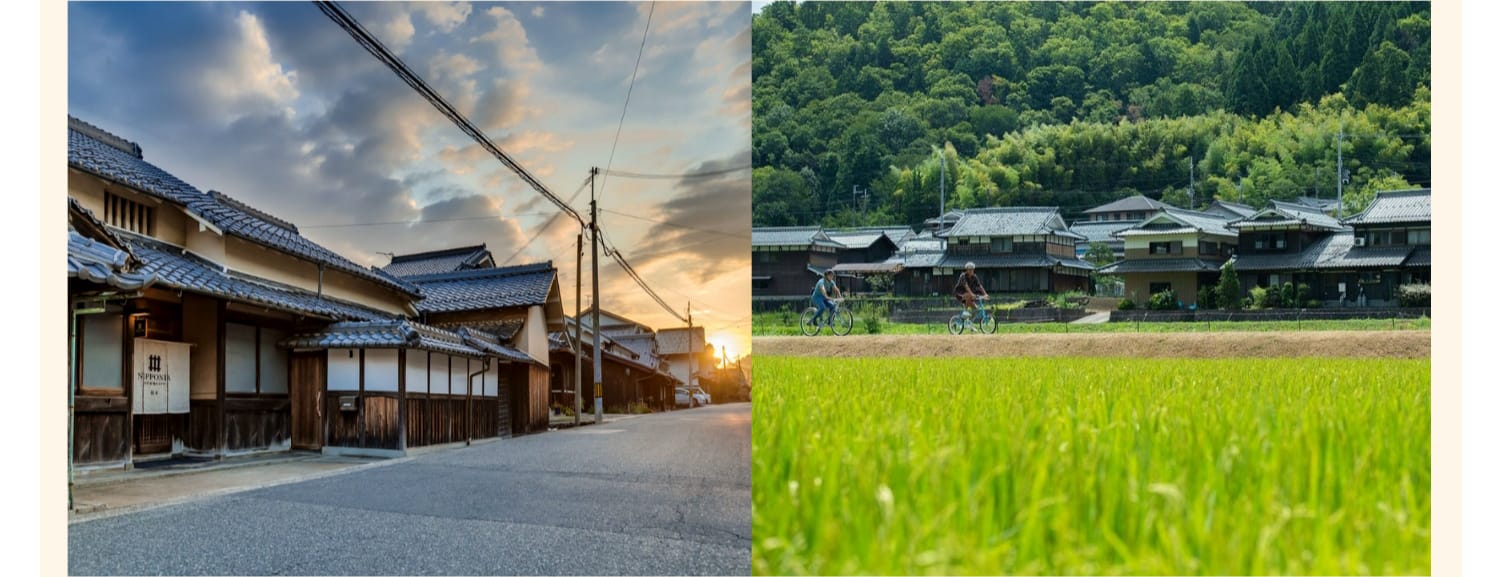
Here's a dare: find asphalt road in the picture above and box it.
[69,403,751,576]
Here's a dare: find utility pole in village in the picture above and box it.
[1188,156,1196,209]
[1336,120,1346,219]
[590,167,604,424]
[574,232,583,427]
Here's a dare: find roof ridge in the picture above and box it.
[389,244,489,262]
[407,260,554,282]
[68,116,142,159]
[208,190,300,234]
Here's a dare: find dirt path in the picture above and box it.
[754,330,1430,359]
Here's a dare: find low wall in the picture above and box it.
[1108,308,1432,323]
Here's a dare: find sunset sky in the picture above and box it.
[68,1,752,358]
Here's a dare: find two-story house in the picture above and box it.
[826,228,904,294]
[1080,194,1171,223]
[1229,190,1430,306]
[1097,208,1238,306]
[934,207,1093,294]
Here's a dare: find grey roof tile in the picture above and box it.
[68,230,155,290]
[121,232,391,321]
[941,207,1084,240]
[1232,231,1417,271]
[382,245,493,277]
[751,226,844,248]
[68,117,421,298]
[1097,258,1222,275]
[409,262,556,314]
[936,254,1093,271]
[1082,195,1171,214]
[279,320,521,360]
[1344,189,1432,225]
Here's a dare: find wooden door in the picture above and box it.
[290,352,324,450]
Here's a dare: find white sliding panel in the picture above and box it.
[327,348,360,391]
[364,349,399,393]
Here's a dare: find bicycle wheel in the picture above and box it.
[978,312,998,334]
[800,307,821,336]
[832,307,854,336]
[948,314,965,335]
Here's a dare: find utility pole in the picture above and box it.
[574,232,583,427]
[1336,120,1346,219]
[590,167,603,424]
[687,301,695,402]
[938,147,947,221]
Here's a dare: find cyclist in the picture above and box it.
[953,261,988,315]
[810,269,843,327]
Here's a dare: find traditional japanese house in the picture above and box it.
[1097,208,1238,306]
[381,244,496,277]
[922,210,965,235]
[549,315,678,414]
[278,321,534,456]
[574,307,680,410]
[885,235,947,296]
[826,228,903,293]
[1080,194,1171,223]
[393,262,566,435]
[1230,190,1430,306]
[750,226,843,298]
[1068,220,1139,260]
[935,207,1093,294]
[1202,199,1258,220]
[656,327,710,390]
[66,116,443,468]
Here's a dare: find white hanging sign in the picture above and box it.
[133,338,192,414]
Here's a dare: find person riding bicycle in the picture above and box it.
[810,269,843,327]
[953,262,988,314]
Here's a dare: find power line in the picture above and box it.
[500,175,594,266]
[315,1,584,229]
[300,211,558,229]
[596,1,655,202]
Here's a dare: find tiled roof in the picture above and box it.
[408,262,555,314]
[456,327,535,364]
[1344,189,1431,225]
[68,117,422,298]
[1097,258,1223,275]
[121,232,390,321]
[935,254,1093,271]
[888,251,944,269]
[825,231,891,250]
[1203,200,1258,219]
[657,326,705,356]
[68,230,155,290]
[941,207,1084,240]
[279,320,499,359]
[1082,195,1171,214]
[1406,246,1431,268]
[1230,201,1345,232]
[430,318,524,342]
[382,245,493,278]
[751,226,844,248]
[1295,196,1343,213]
[831,262,903,274]
[1232,231,1420,272]
[1069,220,1140,243]
[1119,208,1236,238]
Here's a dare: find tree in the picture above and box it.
[1217,260,1241,310]
[1083,242,1116,267]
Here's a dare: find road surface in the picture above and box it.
[69,403,751,575]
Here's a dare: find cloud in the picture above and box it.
[417,2,472,32]
[531,6,545,18]
[201,11,299,112]
[377,11,416,51]
[429,51,484,81]
[474,76,537,132]
[625,149,753,282]
[475,6,541,74]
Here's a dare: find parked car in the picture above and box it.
[690,386,711,406]
[675,387,696,408]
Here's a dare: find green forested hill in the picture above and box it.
[751,1,1432,227]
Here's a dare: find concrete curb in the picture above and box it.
[68,455,413,525]
[73,453,327,488]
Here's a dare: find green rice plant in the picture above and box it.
[750,314,1431,336]
[752,357,1431,575]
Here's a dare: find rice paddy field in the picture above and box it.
[751,356,1431,575]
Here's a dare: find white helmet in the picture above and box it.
[965,262,976,271]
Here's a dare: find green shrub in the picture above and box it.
[1306,299,1322,309]
[1397,283,1431,307]
[1147,289,1178,311]
[1294,283,1311,307]
[1249,286,1269,309]
[1217,261,1242,311]
[1117,298,1136,311]
[862,314,882,334]
[1199,285,1219,310]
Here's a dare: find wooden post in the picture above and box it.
[397,349,407,452]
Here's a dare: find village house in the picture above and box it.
[934,207,1093,294]
[1079,194,1171,223]
[553,309,679,413]
[380,253,566,436]
[1230,190,1430,306]
[1201,199,1258,220]
[65,116,542,467]
[825,228,904,294]
[884,234,947,296]
[750,226,843,299]
[1097,207,1238,306]
[656,326,711,392]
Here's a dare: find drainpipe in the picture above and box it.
[317,264,324,299]
[68,304,77,511]
[467,358,489,445]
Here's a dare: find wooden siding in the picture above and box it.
[73,396,130,466]
[223,397,290,452]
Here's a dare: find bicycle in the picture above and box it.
[948,296,998,335]
[801,297,853,336]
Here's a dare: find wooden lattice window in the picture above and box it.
[103,191,154,236]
